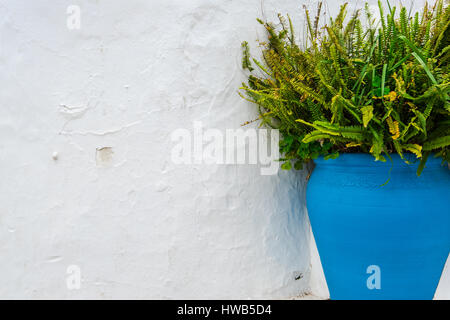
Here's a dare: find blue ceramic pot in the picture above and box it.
[307,153,450,300]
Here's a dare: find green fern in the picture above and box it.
[240,0,450,172]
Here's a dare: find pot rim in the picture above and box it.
[313,153,446,168]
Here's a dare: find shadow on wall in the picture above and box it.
[264,163,316,298]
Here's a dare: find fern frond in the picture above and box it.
[423,135,450,150]
[361,105,374,127]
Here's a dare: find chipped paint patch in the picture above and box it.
[96,147,114,166]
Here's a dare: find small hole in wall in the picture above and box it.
[96,147,114,167]
[294,271,303,281]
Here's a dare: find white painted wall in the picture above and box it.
[0,0,448,299]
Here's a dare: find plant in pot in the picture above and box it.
[240,0,450,299]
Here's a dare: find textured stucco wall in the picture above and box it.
[0,0,313,299]
[0,0,448,299]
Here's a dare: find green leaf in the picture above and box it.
[372,74,381,88]
[311,151,320,159]
[294,161,304,170]
[417,152,430,176]
[403,144,423,158]
[324,152,339,160]
[381,64,387,99]
[423,135,450,150]
[361,105,374,127]
[398,35,428,62]
[281,161,292,170]
[302,131,334,143]
[411,52,438,85]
